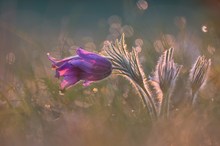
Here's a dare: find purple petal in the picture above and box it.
[76,48,93,56]
[69,59,93,73]
[47,53,57,64]
[56,68,77,78]
[60,75,80,90]
[70,59,111,75]
[47,53,79,67]
[76,48,111,68]
[48,48,112,91]
[80,70,112,81]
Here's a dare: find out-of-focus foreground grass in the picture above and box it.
[1,1,220,146]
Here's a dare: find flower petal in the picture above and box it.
[48,47,113,91]
[47,53,80,68]
[69,58,111,75]
[56,63,78,77]
[76,48,111,68]
[80,71,112,81]
[47,53,57,64]
[60,75,80,91]
[68,59,93,73]
[76,48,93,56]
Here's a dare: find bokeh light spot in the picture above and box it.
[154,40,164,53]
[6,52,15,65]
[135,38,144,47]
[207,45,215,55]
[92,88,98,93]
[202,25,208,33]
[108,15,121,26]
[137,0,148,10]
[174,16,186,30]
[85,42,96,51]
[135,46,142,53]
[121,25,134,37]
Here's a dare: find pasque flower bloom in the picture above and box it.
[47,48,112,92]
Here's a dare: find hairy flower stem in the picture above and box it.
[141,85,158,118]
[189,56,211,105]
[134,82,157,120]
[191,90,198,106]
[120,74,158,120]
[105,34,159,120]
[160,91,171,118]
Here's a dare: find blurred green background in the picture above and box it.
[0,0,220,146]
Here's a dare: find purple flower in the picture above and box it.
[47,48,112,92]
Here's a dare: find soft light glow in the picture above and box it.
[93,88,98,93]
[121,25,134,37]
[85,42,96,51]
[135,38,144,47]
[135,46,142,53]
[108,15,121,26]
[202,25,208,33]
[207,45,215,55]
[153,40,164,53]
[174,17,186,30]
[137,0,148,10]
[6,52,15,65]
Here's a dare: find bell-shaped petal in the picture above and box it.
[60,75,80,91]
[76,48,112,69]
[47,48,112,92]
[47,53,79,68]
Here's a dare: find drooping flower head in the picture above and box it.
[47,48,112,92]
